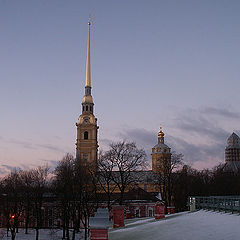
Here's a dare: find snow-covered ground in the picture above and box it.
[109,210,240,240]
[1,210,239,239]
[0,228,84,240]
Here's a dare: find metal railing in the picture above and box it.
[188,196,240,213]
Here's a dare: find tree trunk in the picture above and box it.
[72,228,75,240]
[7,224,9,237]
[84,228,88,240]
[62,208,66,239]
[62,224,66,239]
[84,214,88,240]
[25,203,30,234]
[11,231,15,240]
[35,227,39,240]
[66,214,70,240]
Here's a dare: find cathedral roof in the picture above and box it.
[122,186,159,202]
[153,143,170,149]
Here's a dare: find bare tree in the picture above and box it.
[1,170,24,240]
[19,170,34,234]
[102,141,147,205]
[54,153,75,240]
[54,154,97,240]
[97,151,118,209]
[31,166,50,240]
[156,151,183,207]
[74,161,97,240]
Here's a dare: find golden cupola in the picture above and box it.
[158,127,165,143]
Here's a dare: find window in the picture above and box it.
[84,131,88,140]
[83,153,88,162]
[90,106,92,111]
[86,106,88,111]
[83,106,85,111]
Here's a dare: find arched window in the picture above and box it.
[86,106,88,111]
[84,131,88,140]
[83,106,85,112]
[90,106,92,112]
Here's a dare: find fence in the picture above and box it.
[188,196,240,213]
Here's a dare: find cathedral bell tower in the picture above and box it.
[152,127,171,173]
[76,18,98,171]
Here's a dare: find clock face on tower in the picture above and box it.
[83,117,90,124]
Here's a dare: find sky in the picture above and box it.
[1,0,240,175]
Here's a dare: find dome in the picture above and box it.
[158,130,164,138]
[82,95,93,103]
[227,132,240,148]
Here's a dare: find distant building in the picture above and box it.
[224,132,240,172]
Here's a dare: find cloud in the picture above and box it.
[118,106,236,169]
[40,159,60,172]
[118,128,157,166]
[119,128,155,148]
[0,165,25,176]
[1,165,18,171]
[7,138,64,153]
[174,109,229,143]
[99,138,114,149]
[167,135,225,167]
[0,167,8,175]
[9,139,36,149]
[6,139,65,152]
[171,108,230,167]
[201,107,240,119]
[0,159,61,177]
[36,144,64,153]
[120,126,225,169]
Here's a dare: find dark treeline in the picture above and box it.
[173,164,240,211]
[0,141,240,239]
[0,158,96,240]
[0,142,147,240]
[0,166,50,240]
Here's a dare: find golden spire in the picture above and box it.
[85,16,91,87]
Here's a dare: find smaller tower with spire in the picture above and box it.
[76,17,98,171]
[151,127,171,173]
